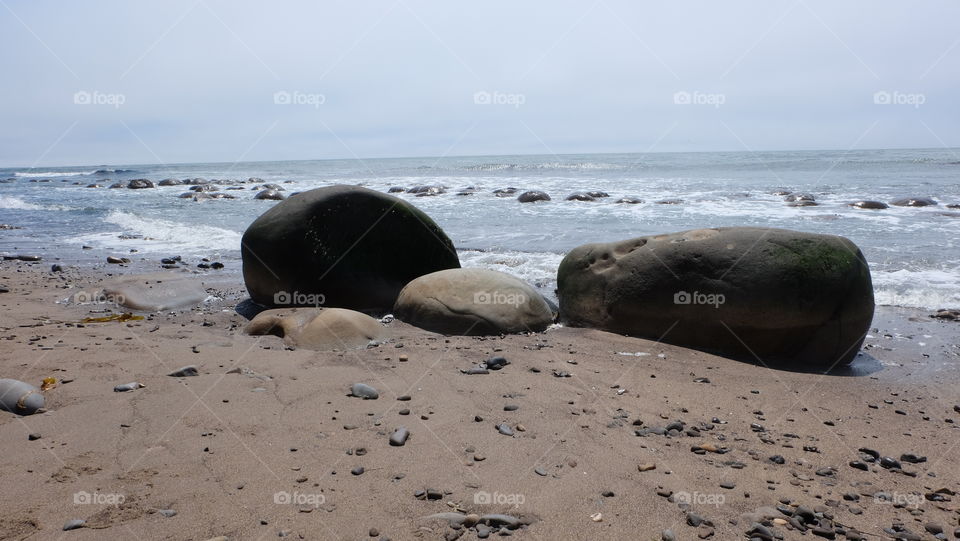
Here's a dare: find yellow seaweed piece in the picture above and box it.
[81,313,145,323]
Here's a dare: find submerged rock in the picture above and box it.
[891,196,937,207]
[517,190,551,203]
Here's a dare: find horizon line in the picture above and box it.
[2,144,957,171]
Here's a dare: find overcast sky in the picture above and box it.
[1,0,958,167]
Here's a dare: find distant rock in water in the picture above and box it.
[654,199,683,205]
[407,185,446,197]
[394,268,553,335]
[127,179,155,189]
[557,227,874,367]
[565,193,596,202]
[493,187,518,197]
[254,189,284,200]
[784,193,815,202]
[517,190,550,203]
[241,185,460,312]
[849,201,888,210]
[245,307,386,350]
[158,178,184,186]
[587,191,610,198]
[890,197,937,207]
[616,197,644,204]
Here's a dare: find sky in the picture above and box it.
[1,0,958,167]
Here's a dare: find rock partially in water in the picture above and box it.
[517,190,551,203]
[891,196,937,207]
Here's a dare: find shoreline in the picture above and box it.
[1,261,958,539]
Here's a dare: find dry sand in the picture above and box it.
[1,260,959,540]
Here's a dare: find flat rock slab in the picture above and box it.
[97,273,209,311]
[244,307,387,350]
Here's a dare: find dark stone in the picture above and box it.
[517,191,550,203]
[241,185,460,312]
[557,227,874,367]
[127,179,155,189]
[849,201,888,210]
[890,197,937,207]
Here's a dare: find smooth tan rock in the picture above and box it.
[245,307,386,350]
[393,268,553,336]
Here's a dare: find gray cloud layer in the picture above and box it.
[1,0,957,167]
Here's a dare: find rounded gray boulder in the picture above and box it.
[393,268,553,335]
[557,227,874,367]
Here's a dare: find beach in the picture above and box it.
[1,259,958,540]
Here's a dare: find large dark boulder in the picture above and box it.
[394,268,553,335]
[557,227,874,367]
[242,185,460,312]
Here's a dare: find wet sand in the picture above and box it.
[0,260,958,540]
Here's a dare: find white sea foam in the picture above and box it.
[70,210,242,255]
[13,170,95,178]
[873,268,960,309]
[0,195,45,210]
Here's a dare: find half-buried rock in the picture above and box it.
[241,185,460,312]
[0,379,44,415]
[245,307,387,350]
[393,268,553,335]
[557,227,874,367]
[98,273,210,311]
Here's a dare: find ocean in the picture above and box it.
[1,148,958,310]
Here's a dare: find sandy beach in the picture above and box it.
[1,259,958,540]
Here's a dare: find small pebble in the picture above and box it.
[350,383,379,399]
